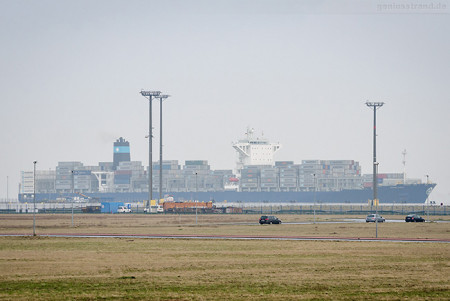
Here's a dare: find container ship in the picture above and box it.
[19,131,436,204]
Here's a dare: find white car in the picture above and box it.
[366,214,385,223]
[117,206,131,213]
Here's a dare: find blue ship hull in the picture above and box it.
[21,183,436,204]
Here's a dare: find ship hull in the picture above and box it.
[20,183,436,204]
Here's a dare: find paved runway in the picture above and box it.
[2,233,449,243]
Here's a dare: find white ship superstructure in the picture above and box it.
[233,128,281,172]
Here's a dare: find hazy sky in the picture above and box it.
[1,0,449,203]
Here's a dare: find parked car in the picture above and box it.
[405,214,425,222]
[117,206,132,213]
[259,215,282,224]
[366,214,385,223]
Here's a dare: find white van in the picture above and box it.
[118,206,132,213]
[144,205,163,213]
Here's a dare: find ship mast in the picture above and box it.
[245,127,254,140]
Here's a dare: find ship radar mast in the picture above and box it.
[245,127,255,141]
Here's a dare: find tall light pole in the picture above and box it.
[195,172,198,225]
[155,94,170,203]
[33,161,37,236]
[426,174,430,221]
[366,101,384,238]
[366,102,384,207]
[313,173,316,224]
[374,162,379,238]
[402,149,407,184]
[140,90,161,210]
[71,170,74,227]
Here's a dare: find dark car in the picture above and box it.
[259,215,281,224]
[405,214,425,222]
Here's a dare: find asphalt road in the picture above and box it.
[1,233,449,243]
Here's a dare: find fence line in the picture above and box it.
[0,202,448,215]
[241,204,448,216]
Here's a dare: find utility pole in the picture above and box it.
[366,101,384,238]
[140,90,161,211]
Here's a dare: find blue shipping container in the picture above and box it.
[101,202,124,213]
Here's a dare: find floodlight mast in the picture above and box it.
[140,90,161,210]
[366,101,384,206]
[155,94,170,203]
[366,101,384,238]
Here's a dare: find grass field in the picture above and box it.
[0,214,449,300]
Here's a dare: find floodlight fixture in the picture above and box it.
[140,90,161,97]
[365,101,385,108]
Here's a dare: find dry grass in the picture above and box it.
[0,237,449,300]
[0,214,449,300]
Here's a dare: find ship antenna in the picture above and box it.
[402,149,407,184]
[247,127,254,140]
[245,127,254,140]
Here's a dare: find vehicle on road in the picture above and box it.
[117,206,131,213]
[144,205,164,213]
[259,215,282,224]
[405,214,425,222]
[366,214,385,223]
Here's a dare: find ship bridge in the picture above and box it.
[233,128,281,172]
